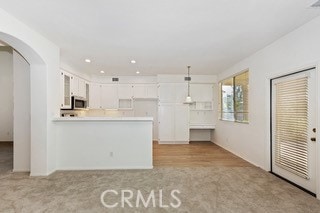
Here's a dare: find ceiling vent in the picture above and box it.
[311,0,320,7]
[112,77,119,82]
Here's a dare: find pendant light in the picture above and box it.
[184,66,193,104]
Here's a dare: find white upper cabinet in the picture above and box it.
[89,83,101,109]
[190,84,213,101]
[158,83,176,103]
[60,71,72,109]
[70,75,78,96]
[78,78,86,98]
[158,83,187,103]
[69,74,87,99]
[118,84,133,99]
[146,84,158,98]
[133,84,158,99]
[175,83,188,103]
[101,84,118,109]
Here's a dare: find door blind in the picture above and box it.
[275,77,309,179]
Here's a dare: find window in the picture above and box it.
[219,71,249,123]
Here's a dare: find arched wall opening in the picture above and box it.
[0,33,47,175]
[0,8,60,175]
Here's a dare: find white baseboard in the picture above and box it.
[56,166,154,171]
[212,141,262,169]
[158,141,189,144]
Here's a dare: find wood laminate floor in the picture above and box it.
[153,141,253,167]
[0,142,13,173]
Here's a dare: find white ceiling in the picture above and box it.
[0,0,319,76]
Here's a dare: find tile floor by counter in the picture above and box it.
[1,141,320,212]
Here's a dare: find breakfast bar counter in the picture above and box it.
[53,117,153,170]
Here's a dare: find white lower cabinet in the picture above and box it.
[158,104,189,144]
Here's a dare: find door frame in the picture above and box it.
[265,64,320,200]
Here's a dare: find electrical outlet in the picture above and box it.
[110,152,113,157]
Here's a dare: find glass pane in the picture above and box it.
[64,75,71,106]
[234,71,249,122]
[221,78,234,121]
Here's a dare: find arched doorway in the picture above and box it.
[0,17,60,175]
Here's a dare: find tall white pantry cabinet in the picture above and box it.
[158,83,190,144]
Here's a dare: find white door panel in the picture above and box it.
[271,69,316,193]
[158,104,175,142]
[174,105,189,142]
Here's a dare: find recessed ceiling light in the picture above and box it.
[131,60,136,64]
[100,70,105,74]
[136,71,140,74]
[85,59,91,63]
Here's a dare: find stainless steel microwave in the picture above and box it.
[72,96,87,110]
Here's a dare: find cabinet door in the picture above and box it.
[175,83,188,103]
[60,71,72,109]
[89,83,101,109]
[85,82,90,106]
[101,84,118,109]
[158,104,175,142]
[146,84,158,98]
[118,84,133,99]
[158,83,176,103]
[78,79,86,98]
[70,75,79,96]
[133,84,147,98]
[174,104,189,142]
[190,84,213,101]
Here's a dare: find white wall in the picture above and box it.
[0,8,60,175]
[212,16,320,197]
[0,46,13,141]
[190,130,211,141]
[54,119,153,170]
[13,50,30,171]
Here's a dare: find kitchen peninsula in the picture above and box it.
[53,117,153,170]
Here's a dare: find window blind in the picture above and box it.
[275,77,309,179]
[234,71,249,122]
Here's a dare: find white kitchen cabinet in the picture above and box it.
[89,83,101,109]
[134,100,158,140]
[118,84,133,99]
[174,105,190,141]
[70,74,87,99]
[101,84,118,109]
[158,104,175,142]
[158,104,189,143]
[190,84,213,101]
[188,83,215,129]
[60,71,72,109]
[146,84,158,98]
[70,75,78,96]
[85,82,89,106]
[158,83,187,103]
[78,78,86,98]
[133,84,158,99]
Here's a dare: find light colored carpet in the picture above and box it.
[1,142,320,212]
[1,167,320,212]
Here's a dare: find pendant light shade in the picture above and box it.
[184,66,193,104]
